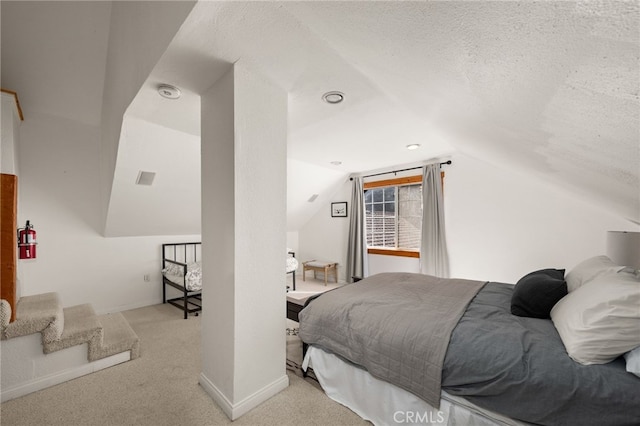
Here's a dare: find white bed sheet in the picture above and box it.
[302,345,529,426]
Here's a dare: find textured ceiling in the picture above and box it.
[131,1,639,227]
[2,1,639,234]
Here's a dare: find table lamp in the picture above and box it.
[607,231,640,269]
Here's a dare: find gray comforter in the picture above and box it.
[443,282,640,426]
[298,272,485,408]
[299,275,640,426]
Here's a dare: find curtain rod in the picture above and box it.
[350,160,451,181]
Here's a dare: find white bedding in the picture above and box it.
[162,262,202,291]
[303,345,527,426]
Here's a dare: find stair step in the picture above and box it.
[90,313,140,361]
[43,304,102,355]
[3,293,64,342]
[1,292,140,383]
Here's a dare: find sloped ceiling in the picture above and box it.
[2,1,638,235]
[0,1,111,126]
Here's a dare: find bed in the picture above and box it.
[298,258,640,426]
[162,242,202,319]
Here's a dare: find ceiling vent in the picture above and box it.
[136,171,156,186]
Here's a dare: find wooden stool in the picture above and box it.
[302,260,338,286]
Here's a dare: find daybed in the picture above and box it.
[298,256,640,425]
[161,243,299,318]
[161,242,202,319]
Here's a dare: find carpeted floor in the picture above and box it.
[0,278,368,426]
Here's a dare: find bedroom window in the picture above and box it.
[364,175,422,257]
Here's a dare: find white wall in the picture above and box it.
[1,91,23,298]
[445,153,638,283]
[298,152,638,284]
[368,254,419,276]
[1,92,21,176]
[286,231,299,255]
[16,111,198,313]
[287,158,349,231]
[104,116,201,237]
[298,177,351,282]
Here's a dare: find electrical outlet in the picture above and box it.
[144,274,150,282]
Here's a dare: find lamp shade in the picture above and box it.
[606,231,640,269]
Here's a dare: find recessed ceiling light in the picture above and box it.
[330,161,342,166]
[406,144,421,150]
[158,84,181,99]
[322,91,345,104]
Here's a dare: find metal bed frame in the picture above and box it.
[162,242,202,319]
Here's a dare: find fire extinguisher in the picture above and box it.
[17,220,37,259]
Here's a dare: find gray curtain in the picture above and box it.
[346,177,368,282]
[419,164,450,277]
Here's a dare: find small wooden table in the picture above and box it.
[302,260,338,286]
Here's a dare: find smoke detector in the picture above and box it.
[158,84,181,100]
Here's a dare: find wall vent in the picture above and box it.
[136,171,156,186]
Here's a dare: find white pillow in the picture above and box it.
[565,255,625,292]
[550,268,640,365]
[624,346,640,377]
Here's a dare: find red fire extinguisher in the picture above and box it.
[17,220,37,259]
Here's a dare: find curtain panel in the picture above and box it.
[419,164,450,278]
[346,177,369,282]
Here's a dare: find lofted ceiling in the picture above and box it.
[2,1,639,236]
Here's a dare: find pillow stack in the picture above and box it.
[549,256,640,370]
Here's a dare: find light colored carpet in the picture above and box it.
[0,278,368,426]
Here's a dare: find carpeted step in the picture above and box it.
[90,312,140,361]
[43,304,102,355]
[2,292,140,366]
[2,292,64,343]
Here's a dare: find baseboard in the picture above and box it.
[1,351,130,402]
[199,372,289,420]
[97,298,162,315]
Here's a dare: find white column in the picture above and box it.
[199,61,288,420]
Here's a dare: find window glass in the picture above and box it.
[365,183,421,250]
[398,185,422,249]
